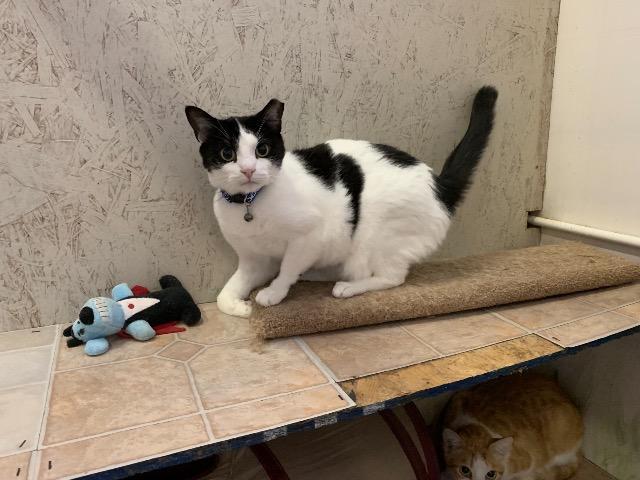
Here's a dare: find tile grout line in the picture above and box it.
[152,335,179,356]
[537,318,640,348]
[55,352,159,373]
[52,335,254,375]
[563,321,640,348]
[293,337,355,407]
[0,380,48,394]
[578,292,640,309]
[176,336,254,348]
[205,382,341,413]
[293,337,341,384]
[0,343,55,356]
[182,360,216,442]
[39,412,205,449]
[488,310,535,334]
[27,449,40,480]
[576,295,640,310]
[399,325,446,357]
[492,306,605,348]
[533,307,638,333]
[182,342,210,363]
[491,296,640,337]
[436,333,531,359]
[35,324,61,452]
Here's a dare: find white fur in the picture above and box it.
[214,134,451,317]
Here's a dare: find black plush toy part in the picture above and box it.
[62,275,201,356]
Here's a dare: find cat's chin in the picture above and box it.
[210,180,266,194]
[226,181,264,194]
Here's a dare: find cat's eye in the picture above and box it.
[220,147,235,162]
[459,465,472,478]
[255,143,270,157]
[486,471,497,479]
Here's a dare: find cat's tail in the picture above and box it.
[435,86,497,214]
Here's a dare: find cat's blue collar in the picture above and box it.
[220,188,262,205]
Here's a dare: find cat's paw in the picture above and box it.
[332,281,358,298]
[217,295,252,318]
[255,286,288,307]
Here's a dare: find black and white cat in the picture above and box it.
[185,87,497,317]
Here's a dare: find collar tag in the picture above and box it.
[220,188,262,222]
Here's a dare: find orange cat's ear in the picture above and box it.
[488,437,513,463]
[443,428,463,455]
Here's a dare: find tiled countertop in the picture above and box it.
[1,283,639,479]
[0,306,352,480]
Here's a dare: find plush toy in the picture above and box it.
[63,275,201,356]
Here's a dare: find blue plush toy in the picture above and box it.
[63,275,201,356]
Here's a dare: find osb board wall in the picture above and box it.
[0,0,559,331]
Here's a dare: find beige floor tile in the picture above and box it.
[43,357,198,445]
[494,296,603,330]
[0,326,57,353]
[190,339,326,410]
[0,452,31,479]
[577,283,640,309]
[179,304,253,345]
[38,415,208,480]
[304,325,439,380]
[404,312,526,356]
[208,385,348,438]
[615,302,640,320]
[158,341,203,361]
[0,383,47,455]
[0,347,52,390]
[56,332,174,371]
[539,311,639,347]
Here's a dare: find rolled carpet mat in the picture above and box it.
[251,242,640,339]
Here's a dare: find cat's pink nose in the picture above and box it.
[241,168,255,180]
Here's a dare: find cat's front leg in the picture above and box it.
[217,256,277,317]
[256,234,320,307]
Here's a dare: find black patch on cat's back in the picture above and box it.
[294,143,337,188]
[336,154,364,230]
[374,143,421,168]
[294,144,364,232]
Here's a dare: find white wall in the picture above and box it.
[542,0,640,237]
[543,2,640,477]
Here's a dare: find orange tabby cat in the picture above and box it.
[442,373,583,480]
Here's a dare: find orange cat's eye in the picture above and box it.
[459,465,472,478]
[486,472,497,479]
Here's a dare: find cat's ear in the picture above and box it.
[488,437,513,462]
[442,428,463,455]
[257,99,284,133]
[185,106,217,143]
